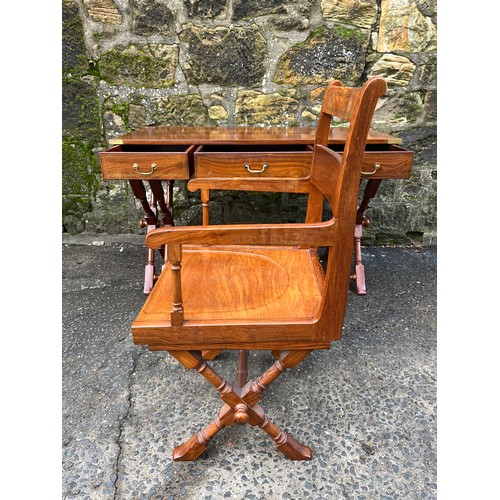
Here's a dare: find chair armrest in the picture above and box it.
[145,220,336,249]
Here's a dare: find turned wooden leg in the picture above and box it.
[129,180,159,294]
[238,350,249,387]
[354,224,366,295]
[144,247,156,294]
[201,189,210,226]
[149,180,174,226]
[352,179,382,296]
[259,415,312,460]
[167,350,313,460]
[144,201,158,295]
[201,350,221,360]
[173,417,225,461]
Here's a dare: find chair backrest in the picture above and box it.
[308,77,387,342]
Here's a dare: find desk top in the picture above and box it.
[109,126,401,146]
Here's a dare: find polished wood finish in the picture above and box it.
[109,125,400,146]
[193,144,412,181]
[149,180,174,226]
[190,142,411,292]
[127,181,161,293]
[99,112,411,297]
[357,145,413,179]
[135,245,324,326]
[166,244,183,326]
[194,145,312,178]
[130,77,388,460]
[188,177,311,195]
[168,350,313,460]
[128,180,156,225]
[100,144,195,180]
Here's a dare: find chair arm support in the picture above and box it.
[145,220,336,249]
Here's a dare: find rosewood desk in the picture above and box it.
[99,126,413,294]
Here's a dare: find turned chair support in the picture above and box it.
[168,349,312,461]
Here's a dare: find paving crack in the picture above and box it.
[113,347,141,499]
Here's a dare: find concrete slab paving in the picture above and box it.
[62,236,436,499]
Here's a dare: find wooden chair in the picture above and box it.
[131,77,387,460]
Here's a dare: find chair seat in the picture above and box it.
[135,245,324,324]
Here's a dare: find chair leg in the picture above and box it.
[173,418,225,461]
[258,413,312,460]
[167,349,313,460]
[201,350,221,360]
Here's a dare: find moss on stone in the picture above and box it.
[62,136,102,233]
[99,44,178,88]
[309,25,326,39]
[396,94,424,122]
[62,76,103,144]
[62,0,87,76]
[374,233,406,246]
[62,137,100,196]
[87,59,102,81]
[335,25,366,44]
[111,103,131,130]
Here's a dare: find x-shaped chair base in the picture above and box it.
[168,349,313,461]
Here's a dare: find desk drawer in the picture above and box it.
[194,145,312,178]
[99,144,195,180]
[331,144,414,179]
[194,144,413,180]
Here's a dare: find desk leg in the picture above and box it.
[149,180,175,266]
[352,179,382,295]
[165,180,174,221]
[145,192,159,295]
[129,179,157,226]
[129,180,159,294]
[353,224,366,295]
[149,180,174,227]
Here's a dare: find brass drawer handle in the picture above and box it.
[132,162,158,175]
[244,163,268,173]
[361,163,381,175]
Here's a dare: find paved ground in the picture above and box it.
[62,234,436,499]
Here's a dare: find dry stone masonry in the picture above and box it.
[63,0,437,246]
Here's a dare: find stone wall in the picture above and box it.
[62,0,437,245]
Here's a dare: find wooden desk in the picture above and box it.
[99,126,413,294]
